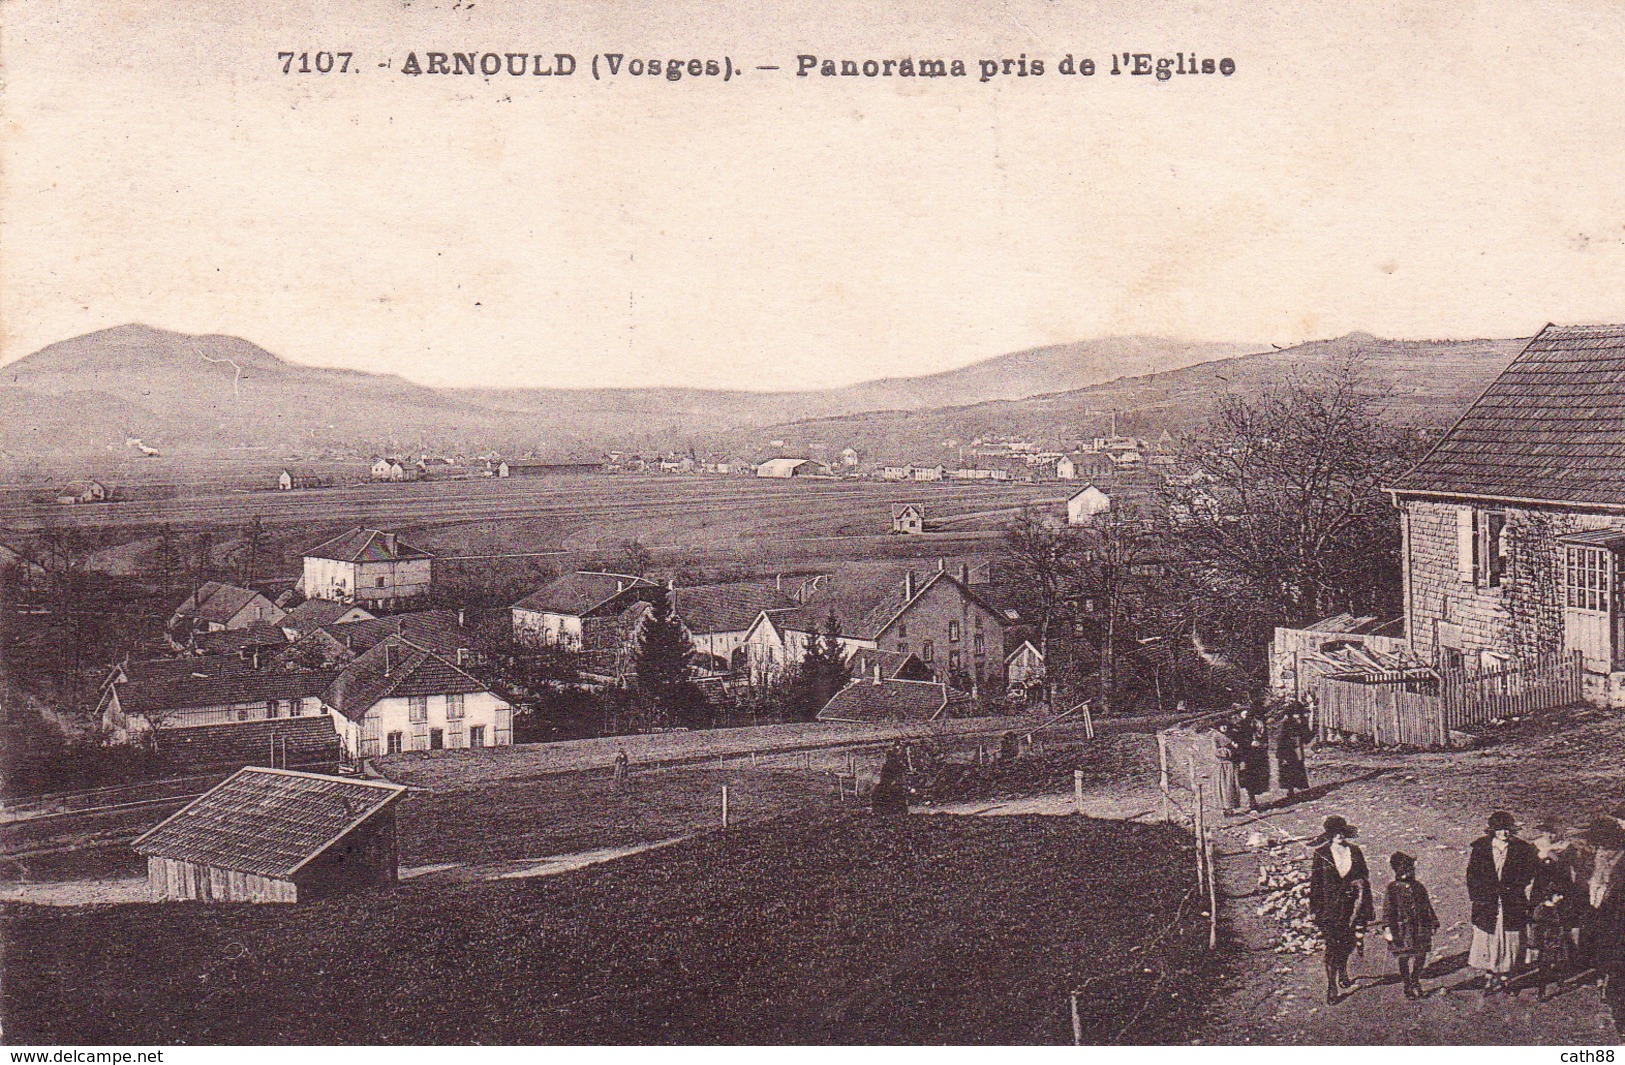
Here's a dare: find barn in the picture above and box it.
[132,766,405,903]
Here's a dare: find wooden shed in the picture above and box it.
[132,767,405,903]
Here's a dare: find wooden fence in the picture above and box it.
[1314,651,1583,748]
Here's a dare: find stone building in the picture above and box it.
[302,528,434,609]
[1388,323,1625,704]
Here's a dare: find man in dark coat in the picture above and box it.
[1466,810,1539,995]
[1232,706,1270,811]
[1275,703,1313,796]
[1310,814,1375,1003]
[871,745,909,815]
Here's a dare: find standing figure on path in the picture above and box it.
[1234,705,1270,811]
[1578,817,1625,993]
[1310,815,1375,1004]
[1466,810,1538,996]
[1528,823,1579,999]
[871,744,909,815]
[1207,722,1242,815]
[1382,851,1440,999]
[1275,702,1314,798]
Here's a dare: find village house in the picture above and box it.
[277,468,330,491]
[511,571,664,650]
[55,479,107,505]
[280,597,376,634]
[890,503,925,535]
[879,462,914,481]
[98,656,338,740]
[1067,484,1111,525]
[371,457,403,481]
[909,461,946,482]
[847,646,934,683]
[134,767,406,903]
[170,580,287,633]
[1004,640,1046,688]
[1388,323,1625,705]
[839,447,860,468]
[668,582,804,672]
[322,636,513,756]
[301,527,434,609]
[741,560,1009,690]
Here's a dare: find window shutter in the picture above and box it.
[1457,508,1477,583]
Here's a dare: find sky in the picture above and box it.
[4,0,1625,389]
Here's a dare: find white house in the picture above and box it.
[839,447,860,468]
[910,462,946,482]
[302,528,434,608]
[1067,484,1112,525]
[511,571,664,650]
[1005,640,1046,687]
[171,581,287,633]
[323,637,512,757]
[99,657,337,739]
[56,480,108,505]
[668,582,803,671]
[880,463,914,481]
[890,503,924,535]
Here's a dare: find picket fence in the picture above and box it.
[1314,650,1583,748]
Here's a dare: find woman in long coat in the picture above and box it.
[1208,723,1242,814]
[1233,707,1270,811]
[1310,814,1375,1003]
[1466,810,1538,995]
[1275,703,1313,797]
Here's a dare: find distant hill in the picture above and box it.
[0,326,1257,459]
[735,334,1529,461]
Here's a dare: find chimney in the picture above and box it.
[872,659,882,683]
[617,579,625,593]
[384,643,392,676]
[457,609,466,628]
[959,562,970,583]
[457,647,467,666]
[252,650,260,670]
[903,571,916,599]
[938,557,946,572]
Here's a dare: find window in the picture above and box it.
[897,621,907,638]
[974,633,985,654]
[948,621,961,642]
[896,642,909,654]
[375,576,387,588]
[922,639,934,662]
[266,699,280,719]
[1457,507,1508,587]
[446,693,466,720]
[386,732,404,754]
[408,696,429,723]
[974,614,983,631]
[949,649,960,670]
[429,728,444,750]
[1566,545,1610,613]
[469,726,486,748]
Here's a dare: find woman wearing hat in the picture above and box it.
[1466,811,1538,995]
[1527,823,1579,999]
[1234,705,1270,811]
[1310,814,1375,1003]
[1274,701,1314,798]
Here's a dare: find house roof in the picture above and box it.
[323,609,494,659]
[1005,640,1044,664]
[173,581,274,626]
[320,637,491,723]
[757,457,819,475]
[194,623,290,656]
[816,678,950,723]
[670,583,801,636]
[113,658,337,716]
[132,767,405,880]
[890,503,922,518]
[512,571,659,617]
[303,527,433,563]
[151,716,341,772]
[794,561,1004,639]
[1068,484,1109,501]
[283,598,375,629]
[847,647,931,681]
[1390,324,1625,507]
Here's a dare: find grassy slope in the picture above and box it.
[1,815,1220,1045]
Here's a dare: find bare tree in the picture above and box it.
[1000,506,1083,668]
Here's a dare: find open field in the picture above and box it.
[0,814,1219,1044]
[0,473,1063,576]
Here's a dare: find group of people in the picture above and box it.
[1308,810,1625,1004]
[1200,699,1315,814]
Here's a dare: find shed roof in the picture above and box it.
[303,527,433,563]
[1390,324,1625,507]
[132,767,404,879]
[816,678,949,723]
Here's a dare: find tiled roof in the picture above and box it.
[321,637,491,723]
[194,623,290,656]
[847,647,932,681]
[816,678,949,723]
[283,598,374,629]
[152,716,340,772]
[303,527,433,563]
[512,571,658,617]
[1390,324,1625,506]
[116,661,337,716]
[323,610,492,660]
[132,767,404,879]
[670,583,801,635]
[172,581,270,626]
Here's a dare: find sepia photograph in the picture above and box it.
[3,0,1625,1050]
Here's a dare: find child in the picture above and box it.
[1529,823,1578,1000]
[1383,851,1440,998]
